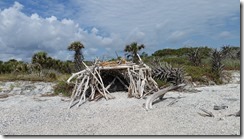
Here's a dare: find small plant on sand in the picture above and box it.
[10,84,15,91]
[54,81,74,97]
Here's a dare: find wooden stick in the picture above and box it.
[70,79,78,99]
[127,68,137,96]
[95,84,108,100]
[167,99,179,106]
[140,78,146,98]
[115,76,128,89]
[105,78,116,90]
[145,83,185,110]
[97,65,133,70]
[67,70,86,84]
[89,84,96,100]
[94,68,107,95]
[76,75,88,97]
[198,108,215,117]
[78,76,90,107]
[82,62,107,97]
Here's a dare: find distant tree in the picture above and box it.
[45,57,54,69]
[198,46,212,58]
[68,41,85,71]
[124,42,145,63]
[236,50,241,59]
[14,62,28,74]
[152,49,178,57]
[0,61,4,74]
[211,49,224,82]
[151,46,211,58]
[0,59,23,73]
[32,51,48,68]
[140,52,148,58]
[187,48,202,66]
[221,45,233,59]
[221,45,240,59]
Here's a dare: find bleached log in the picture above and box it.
[140,78,146,98]
[94,68,107,95]
[76,75,88,97]
[89,84,95,100]
[77,76,90,107]
[198,108,214,117]
[70,80,78,99]
[127,68,137,96]
[98,65,133,70]
[145,83,185,110]
[67,70,86,84]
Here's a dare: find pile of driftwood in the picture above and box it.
[67,55,160,108]
[67,55,185,110]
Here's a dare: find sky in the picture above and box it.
[0,0,240,62]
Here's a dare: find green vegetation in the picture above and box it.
[68,41,85,71]
[54,81,74,97]
[0,41,240,96]
[148,45,240,85]
[10,84,15,91]
[124,42,145,63]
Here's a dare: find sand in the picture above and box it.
[0,72,240,135]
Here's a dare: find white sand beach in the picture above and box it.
[0,71,240,135]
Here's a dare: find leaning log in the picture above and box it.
[144,83,185,110]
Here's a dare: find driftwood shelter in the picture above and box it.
[67,55,184,110]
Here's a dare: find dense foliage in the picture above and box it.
[0,43,240,95]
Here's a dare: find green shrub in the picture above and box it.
[154,79,169,88]
[207,72,223,85]
[48,72,57,80]
[162,57,190,65]
[54,81,74,97]
[184,65,211,83]
[222,58,240,70]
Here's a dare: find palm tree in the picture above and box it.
[187,48,202,66]
[124,42,145,63]
[211,49,224,80]
[221,45,232,59]
[32,51,48,68]
[46,57,54,69]
[68,41,85,71]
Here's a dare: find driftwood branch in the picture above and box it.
[144,83,185,110]
[226,110,240,117]
[198,108,215,117]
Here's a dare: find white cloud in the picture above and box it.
[89,48,98,53]
[218,31,232,39]
[0,2,122,61]
[46,16,57,23]
[91,27,99,35]
[167,31,187,43]
[0,0,240,61]
[12,1,23,10]
[73,0,239,48]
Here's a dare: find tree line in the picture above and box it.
[0,42,240,81]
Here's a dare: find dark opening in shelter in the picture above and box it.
[100,70,129,92]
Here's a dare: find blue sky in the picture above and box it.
[0,0,240,62]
